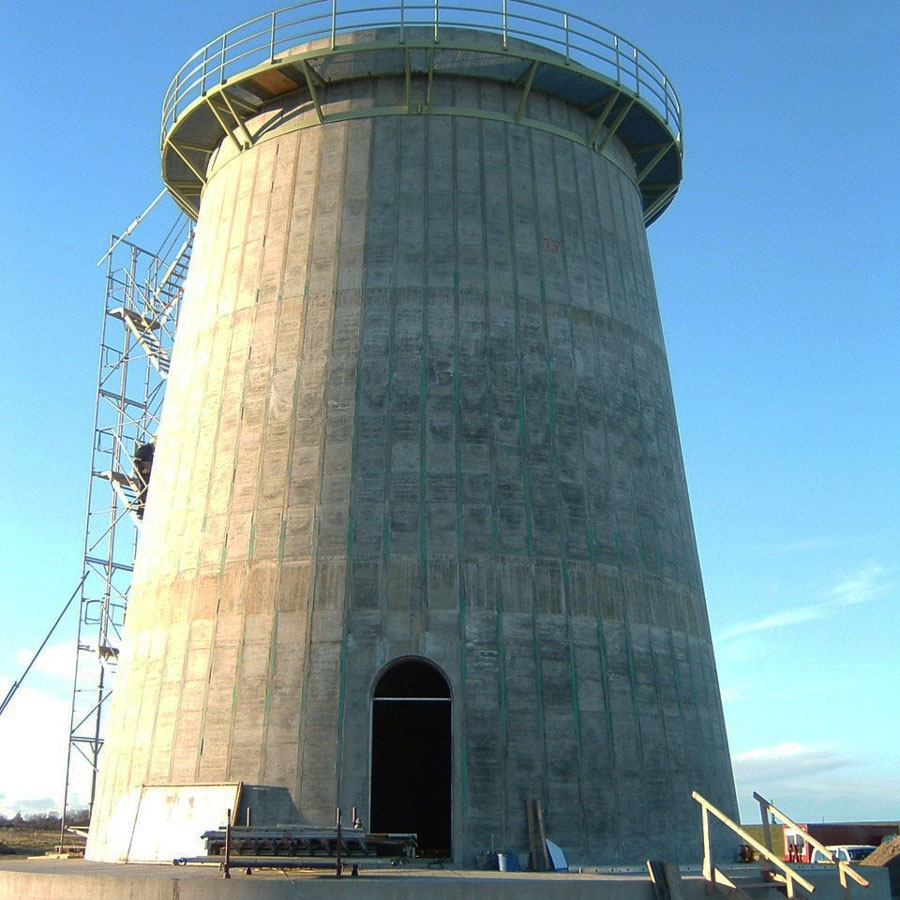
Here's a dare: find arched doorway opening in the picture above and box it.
[370,658,451,857]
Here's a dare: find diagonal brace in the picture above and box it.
[636,142,674,184]
[596,97,635,153]
[219,91,254,147]
[586,90,621,146]
[205,97,243,153]
[302,60,324,123]
[168,142,208,185]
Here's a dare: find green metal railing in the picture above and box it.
[161,0,681,148]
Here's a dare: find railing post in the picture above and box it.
[757,794,774,853]
[331,0,337,50]
[223,807,232,879]
[173,70,180,123]
[220,34,227,85]
[614,35,620,84]
[335,807,343,878]
[564,13,570,64]
[400,0,405,44]
[663,75,669,123]
[434,0,439,43]
[270,10,277,62]
[633,47,640,96]
[502,0,507,49]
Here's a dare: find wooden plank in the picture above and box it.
[756,795,774,853]
[647,860,672,900]
[251,68,300,95]
[526,799,539,871]
[535,800,551,871]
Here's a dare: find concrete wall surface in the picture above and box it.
[87,57,736,866]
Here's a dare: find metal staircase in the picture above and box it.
[107,307,171,377]
[98,470,142,525]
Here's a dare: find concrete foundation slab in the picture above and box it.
[0,861,888,900]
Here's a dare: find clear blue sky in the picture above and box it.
[1,1,897,827]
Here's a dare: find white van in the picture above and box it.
[809,845,876,865]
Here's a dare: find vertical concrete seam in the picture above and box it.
[442,101,469,833]
[194,147,261,782]
[379,116,402,617]
[337,117,369,808]
[219,145,264,575]
[224,141,276,782]
[260,131,304,776]
[588,155,646,770]
[476,112,508,784]
[418,120,430,645]
[547,130,600,848]
[381,281,396,612]
[617,532,645,761]
[262,608,279,732]
[295,124,328,803]
[161,164,223,574]
[167,161,232,783]
[567,141,624,857]
[138,628,173,787]
[537,132,583,746]
[505,120,548,804]
[566,132,620,765]
[318,118,354,810]
[622,222,685,840]
[160,172,231,783]
[451,271,469,826]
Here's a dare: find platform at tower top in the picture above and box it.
[160,0,683,224]
[0,859,889,900]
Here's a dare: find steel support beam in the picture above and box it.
[301,60,324,123]
[219,91,254,147]
[426,46,435,107]
[586,90,621,147]
[205,97,244,153]
[405,48,412,112]
[642,184,678,223]
[636,142,674,184]
[168,142,208,185]
[516,61,538,122]
[596,97,635,154]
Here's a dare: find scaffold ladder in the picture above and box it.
[61,219,192,836]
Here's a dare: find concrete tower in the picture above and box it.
[87,5,737,865]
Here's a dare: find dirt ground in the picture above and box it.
[0,827,82,857]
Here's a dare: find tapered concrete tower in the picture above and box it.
[87,2,737,865]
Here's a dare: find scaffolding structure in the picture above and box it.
[61,219,192,829]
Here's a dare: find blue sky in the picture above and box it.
[1,1,897,827]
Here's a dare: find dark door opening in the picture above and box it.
[370,659,451,857]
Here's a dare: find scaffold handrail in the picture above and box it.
[753,792,869,890]
[693,791,816,899]
[161,0,681,147]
